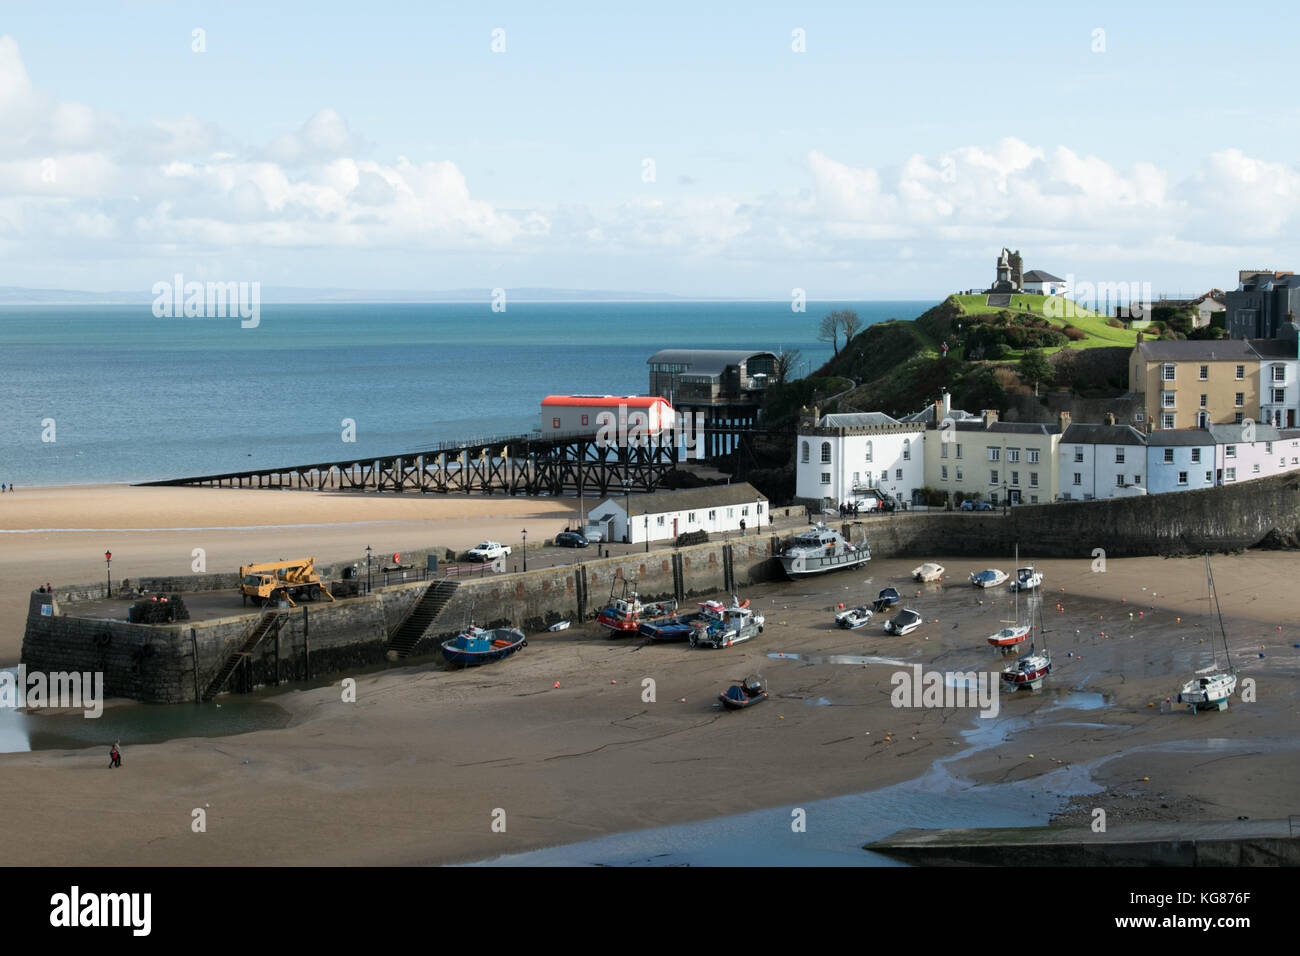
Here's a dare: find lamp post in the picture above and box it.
[644,516,649,553]
[522,528,527,571]
[1002,482,1009,516]
[623,478,631,545]
[104,549,112,598]
[365,545,372,594]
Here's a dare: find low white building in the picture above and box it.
[795,411,926,508]
[1058,423,1148,500]
[587,482,767,545]
[1252,340,1298,430]
[1209,422,1295,484]
[1022,270,1069,296]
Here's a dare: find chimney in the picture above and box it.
[1137,332,1144,344]
[941,389,952,415]
[1058,411,1071,432]
[983,409,998,428]
[1104,411,1116,426]
[932,400,943,425]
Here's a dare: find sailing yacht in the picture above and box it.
[1002,588,1050,691]
[1176,555,1238,713]
[987,545,1031,648]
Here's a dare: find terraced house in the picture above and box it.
[794,411,925,509]
[1130,337,1264,430]
[921,411,1064,506]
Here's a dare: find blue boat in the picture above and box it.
[719,674,768,710]
[440,625,527,667]
[872,587,901,613]
[637,599,727,642]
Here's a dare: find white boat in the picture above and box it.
[779,525,871,578]
[883,608,922,635]
[1002,579,1051,690]
[689,596,765,649]
[970,568,1008,588]
[548,620,571,632]
[1176,556,1238,713]
[988,547,1031,648]
[912,563,945,582]
[1010,566,1043,591]
[835,605,873,629]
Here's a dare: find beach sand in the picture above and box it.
[0,484,580,663]
[0,536,1296,866]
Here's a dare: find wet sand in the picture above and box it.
[0,548,1295,865]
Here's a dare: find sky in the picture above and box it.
[1,0,1297,298]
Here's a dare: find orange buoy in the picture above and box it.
[553,681,560,689]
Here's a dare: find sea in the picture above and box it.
[0,301,932,487]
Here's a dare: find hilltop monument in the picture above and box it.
[989,248,1024,293]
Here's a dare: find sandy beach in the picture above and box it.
[0,484,581,664]
[1,520,1297,865]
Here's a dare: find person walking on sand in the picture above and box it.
[109,740,121,769]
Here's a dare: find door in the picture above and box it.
[1290,410,1296,428]
[672,518,678,537]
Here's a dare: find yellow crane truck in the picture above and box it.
[239,558,335,607]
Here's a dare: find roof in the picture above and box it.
[541,395,669,408]
[1135,339,1260,362]
[900,405,979,424]
[819,411,900,428]
[1208,423,1282,443]
[1248,339,1297,359]
[1022,270,1065,283]
[646,349,776,374]
[1145,429,1214,446]
[1061,424,1147,445]
[987,421,1059,436]
[598,482,767,517]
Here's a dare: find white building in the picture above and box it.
[795,412,926,508]
[1058,423,1148,499]
[1022,270,1069,296]
[1145,430,1216,494]
[540,395,673,439]
[1252,341,1298,430]
[587,482,767,545]
[1209,422,1293,485]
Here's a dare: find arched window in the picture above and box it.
[800,441,809,463]
[821,441,832,464]
[903,438,911,461]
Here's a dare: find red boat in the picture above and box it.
[595,585,677,634]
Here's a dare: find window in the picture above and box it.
[864,440,873,463]
[955,467,964,482]
[552,417,561,428]
[1234,413,1244,424]
[940,443,948,459]
[1178,471,1188,485]
[1162,364,1175,381]
[1273,389,1286,404]
[688,512,696,522]
[1161,392,1175,409]
[1205,471,1213,483]
[1234,392,1244,407]
[757,503,764,514]
[1273,364,1286,382]
[1010,471,1019,486]
[1073,473,1082,486]
[1266,442,1273,453]
[1135,411,1145,423]
[1008,448,1020,463]
[1235,365,1244,380]
[727,508,734,518]
[1028,449,1040,463]
[800,441,809,463]
[880,470,888,483]
[852,471,860,485]
[1226,445,1236,458]
[1074,447,1084,463]
[1030,495,1039,504]
[1163,413,1175,429]
[988,447,1000,462]
[1191,448,1201,463]
[708,509,716,520]
[941,466,948,481]
[1253,463,1261,473]
[990,469,999,485]
[895,468,902,480]
[1200,394,1207,408]
[1029,472,1039,487]
[820,473,830,485]
[955,443,963,459]
[581,413,589,426]
[1115,448,1125,464]
[742,506,749,515]
[821,441,832,463]
[1116,475,1125,488]
[903,439,911,461]
[1134,474,1141,484]
[1226,467,1236,481]
[1163,448,1174,463]
[657,516,665,526]
[1199,365,1208,381]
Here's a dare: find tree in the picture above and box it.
[834,309,862,343]
[773,348,802,385]
[817,313,840,354]
[1018,348,1054,396]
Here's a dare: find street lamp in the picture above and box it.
[522,528,527,571]
[623,478,631,545]
[365,545,372,594]
[104,550,112,598]
[1002,482,1009,516]
[644,516,649,553]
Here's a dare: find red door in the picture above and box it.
[672,518,678,537]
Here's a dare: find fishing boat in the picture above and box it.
[912,563,945,582]
[1176,555,1238,713]
[689,596,765,649]
[1010,567,1044,591]
[872,587,901,613]
[638,599,729,642]
[987,547,1031,648]
[834,605,873,629]
[778,525,871,578]
[1002,591,1050,691]
[440,624,527,667]
[595,581,677,634]
[719,674,768,710]
[970,568,1008,588]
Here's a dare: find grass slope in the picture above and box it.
[951,293,1138,352]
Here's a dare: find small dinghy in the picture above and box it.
[987,625,1030,648]
[441,624,527,667]
[548,620,571,632]
[835,605,873,629]
[871,587,901,613]
[970,568,1008,589]
[912,563,945,583]
[719,674,768,710]
[1010,567,1043,591]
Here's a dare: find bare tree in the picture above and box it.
[817,314,840,354]
[834,309,862,343]
[774,348,802,384]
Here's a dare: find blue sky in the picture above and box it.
[1,1,1297,297]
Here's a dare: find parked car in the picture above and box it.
[555,531,589,548]
[960,500,994,512]
[467,541,512,562]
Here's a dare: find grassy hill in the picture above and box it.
[950,293,1138,352]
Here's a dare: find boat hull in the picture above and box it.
[719,691,767,709]
[779,551,872,578]
[440,630,527,667]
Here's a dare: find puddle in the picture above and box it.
[767,652,907,667]
[807,697,833,707]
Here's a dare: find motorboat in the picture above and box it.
[834,605,873,629]
[883,608,922,636]
[596,584,677,634]
[970,568,1008,589]
[719,674,769,710]
[1010,567,1043,591]
[638,599,730,642]
[779,525,871,578]
[689,596,765,649]
[440,625,527,667]
[912,563,945,582]
[872,587,901,613]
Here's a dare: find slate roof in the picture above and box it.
[599,481,767,517]
[1061,424,1148,445]
[1208,423,1282,444]
[1023,270,1065,283]
[819,412,902,428]
[646,349,776,373]
[1146,429,1214,446]
[1135,339,1259,362]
